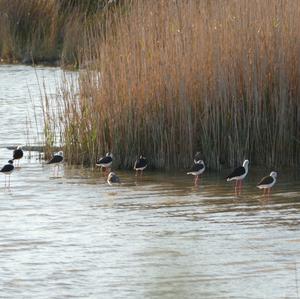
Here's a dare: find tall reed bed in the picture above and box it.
[0,0,117,66]
[50,0,300,169]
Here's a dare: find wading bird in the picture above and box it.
[134,155,148,176]
[96,153,113,174]
[107,172,121,185]
[257,171,277,197]
[0,160,14,187]
[187,159,205,184]
[13,145,23,167]
[226,159,249,194]
[47,151,64,177]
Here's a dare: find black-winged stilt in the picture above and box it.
[1,160,14,187]
[107,172,120,185]
[187,159,205,184]
[96,153,113,174]
[226,159,249,194]
[47,151,64,177]
[134,155,148,176]
[13,146,23,167]
[257,171,277,197]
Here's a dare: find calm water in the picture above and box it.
[1,65,300,299]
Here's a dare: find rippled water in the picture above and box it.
[1,65,300,298]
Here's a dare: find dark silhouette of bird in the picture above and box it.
[134,155,148,176]
[1,160,14,187]
[107,172,121,185]
[96,152,113,174]
[257,171,277,197]
[13,145,23,167]
[187,159,205,184]
[47,151,64,177]
[226,159,249,194]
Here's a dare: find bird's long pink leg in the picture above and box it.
[239,180,243,194]
[4,175,6,187]
[8,175,10,187]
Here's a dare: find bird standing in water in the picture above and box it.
[13,146,23,167]
[47,151,64,177]
[134,155,148,176]
[257,171,277,197]
[107,172,121,185]
[187,159,205,185]
[96,153,113,174]
[226,159,249,195]
[1,160,14,187]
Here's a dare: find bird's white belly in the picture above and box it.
[100,162,112,168]
[229,172,247,181]
[4,171,13,175]
[192,169,204,176]
[135,165,147,171]
[257,180,276,189]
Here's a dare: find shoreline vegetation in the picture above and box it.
[2,0,300,170]
[0,0,121,67]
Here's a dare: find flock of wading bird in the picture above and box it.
[0,148,277,196]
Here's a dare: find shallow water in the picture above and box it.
[1,65,300,298]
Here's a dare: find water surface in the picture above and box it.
[0,65,300,299]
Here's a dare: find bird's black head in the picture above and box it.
[193,152,202,161]
[8,160,13,164]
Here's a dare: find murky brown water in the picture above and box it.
[1,64,300,298]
